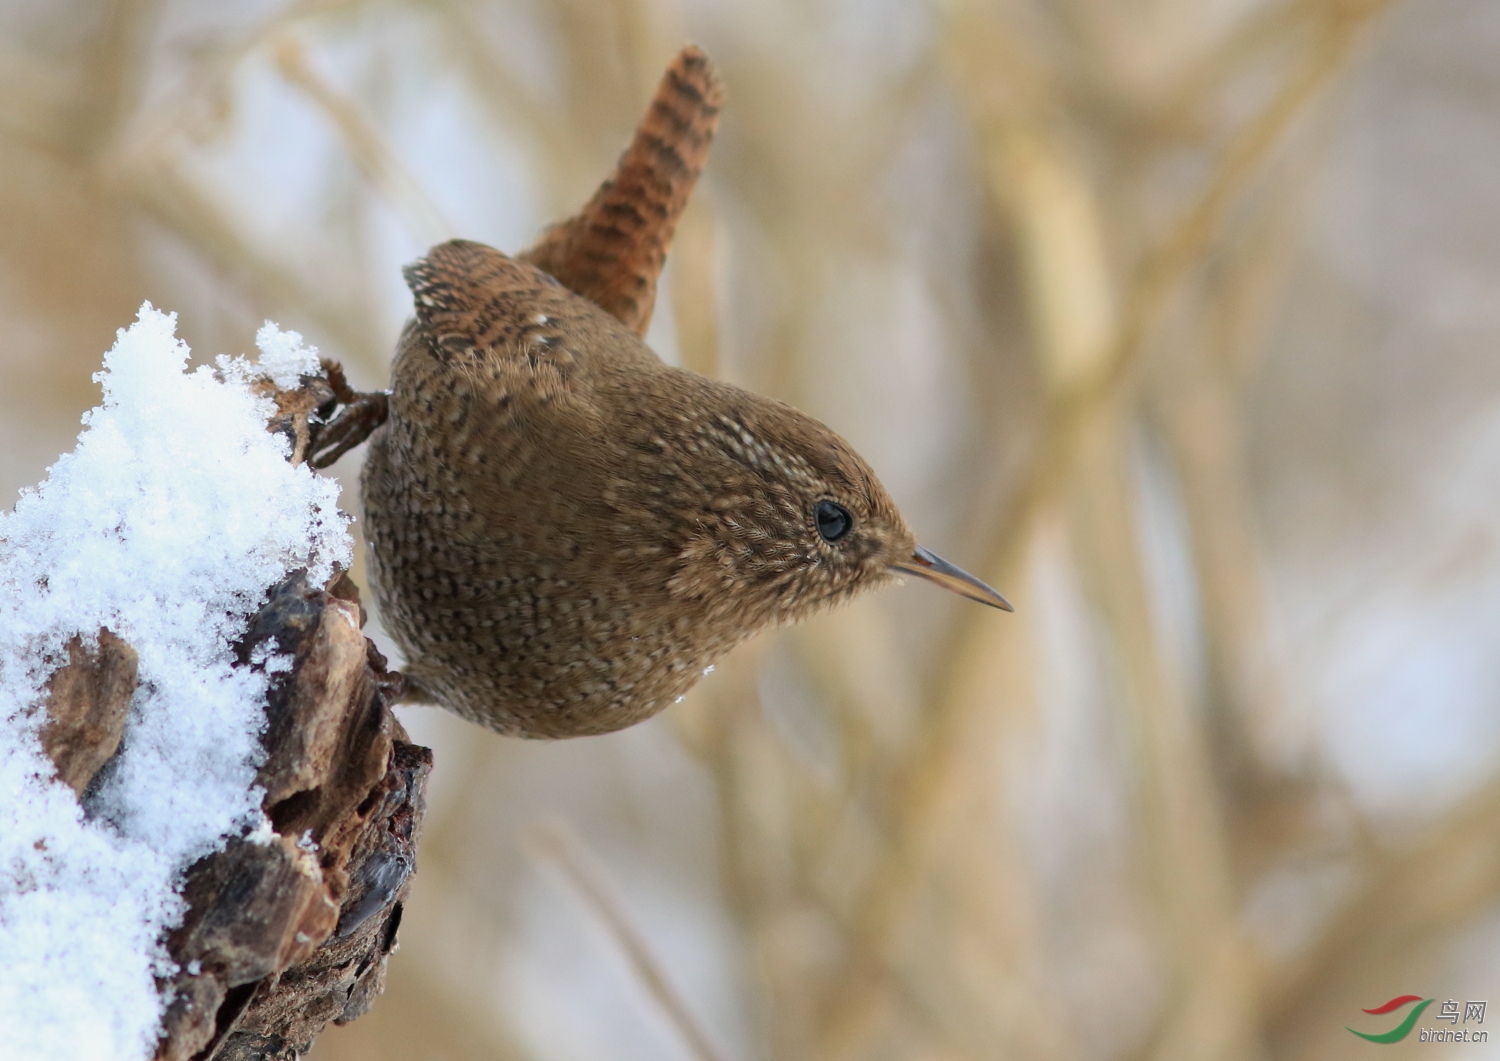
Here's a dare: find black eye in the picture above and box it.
[815,500,852,543]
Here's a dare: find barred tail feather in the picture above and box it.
[520,44,724,336]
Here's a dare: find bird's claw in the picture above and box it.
[308,359,389,469]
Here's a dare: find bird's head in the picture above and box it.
[649,378,1011,627]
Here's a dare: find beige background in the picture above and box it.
[4,1,1500,1058]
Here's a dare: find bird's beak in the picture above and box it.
[892,545,1013,611]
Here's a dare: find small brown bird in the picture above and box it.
[359,46,1009,738]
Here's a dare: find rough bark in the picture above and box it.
[40,628,137,796]
[38,366,426,1061]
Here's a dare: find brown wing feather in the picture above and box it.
[404,240,553,358]
[403,238,586,407]
[519,44,724,336]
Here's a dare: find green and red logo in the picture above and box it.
[1347,996,1434,1043]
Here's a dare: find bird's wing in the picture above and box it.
[519,45,723,337]
[403,238,589,409]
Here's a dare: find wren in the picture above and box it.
[357,45,1010,738]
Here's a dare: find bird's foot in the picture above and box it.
[308,359,389,469]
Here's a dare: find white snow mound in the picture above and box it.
[0,306,351,1060]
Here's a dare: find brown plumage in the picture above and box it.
[519,45,723,336]
[360,46,1008,739]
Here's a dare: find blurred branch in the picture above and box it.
[0,49,79,155]
[809,3,1397,1056]
[1085,0,1394,406]
[1266,781,1500,1058]
[271,31,455,247]
[432,0,652,221]
[72,0,163,160]
[528,821,734,1061]
[118,0,365,165]
[431,0,576,170]
[1150,172,1308,797]
[111,147,388,373]
[1147,0,1325,144]
[1071,421,1258,1061]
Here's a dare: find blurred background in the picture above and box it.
[4,0,1500,1058]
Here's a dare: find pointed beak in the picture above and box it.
[891,545,1013,611]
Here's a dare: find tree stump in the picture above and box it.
[37,367,427,1061]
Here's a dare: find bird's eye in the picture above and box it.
[815,500,853,543]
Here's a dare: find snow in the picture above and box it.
[253,320,323,389]
[0,306,351,1060]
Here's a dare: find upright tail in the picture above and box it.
[520,45,724,337]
